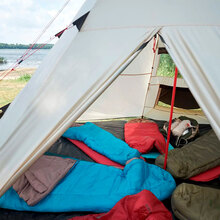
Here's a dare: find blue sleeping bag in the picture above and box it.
[63,122,140,165]
[0,158,176,212]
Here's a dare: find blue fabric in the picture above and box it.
[0,158,176,213]
[141,143,174,159]
[62,122,140,165]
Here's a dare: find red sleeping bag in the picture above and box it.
[69,190,172,220]
[124,122,166,154]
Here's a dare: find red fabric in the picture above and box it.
[68,139,124,168]
[164,66,178,169]
[69,190,172,220]
[124,122,166,154]
[190,165,220,182]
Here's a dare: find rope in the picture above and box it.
[152,36,156,53]
[0,0,72,80]
[0,24,73,81]
[22,37,56,63]
[18,0,72,63]
[163,67,178,170]
[0,36,57,81]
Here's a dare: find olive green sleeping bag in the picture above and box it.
[155,130,220,179]
[171,183,220,220]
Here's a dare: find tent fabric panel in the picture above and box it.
[121,39,154,74]
[82,0,220,31]
[143,84,160,109]
[79,74,151,120]
[0,27,158,196]
[160,26,220,139]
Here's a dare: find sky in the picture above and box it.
[0,0,86,44]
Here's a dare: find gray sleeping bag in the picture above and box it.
[171,183,220,220]
[155,130,220,179]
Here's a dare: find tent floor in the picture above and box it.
[0,118,217,220]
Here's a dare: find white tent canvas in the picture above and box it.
[0,0,220,197]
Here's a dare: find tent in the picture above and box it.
[0,0,220,198]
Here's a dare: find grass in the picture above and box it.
[157,54,182,78]
[16,74,32,82]
[0,69,33,108]
[0,79,29,107]
[158,101,171,108]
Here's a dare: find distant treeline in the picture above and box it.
[0,43,53,49]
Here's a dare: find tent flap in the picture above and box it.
[0,26,158,196]
[160,26,220,139]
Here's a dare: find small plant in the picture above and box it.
[0,56,7,64]
[17,74,31,82]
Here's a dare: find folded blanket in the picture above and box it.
[155,130,220,179]
[63,122,140,165]
[70,190,172,220]
[13,155,76,206]
[0,157,176,212]
[124,122,166,154]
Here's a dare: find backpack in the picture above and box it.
[163,116,199,147]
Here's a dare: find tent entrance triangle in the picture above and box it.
[142,35,208,124]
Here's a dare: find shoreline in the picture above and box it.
[0,67,36,80]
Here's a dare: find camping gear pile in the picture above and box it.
[0,0,220,219]
[0,115,219,219]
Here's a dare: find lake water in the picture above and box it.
[0,49,50,71]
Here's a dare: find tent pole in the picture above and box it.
[163,67,178,169]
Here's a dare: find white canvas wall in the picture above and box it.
[80,39,154,120]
